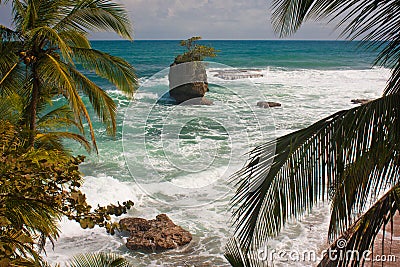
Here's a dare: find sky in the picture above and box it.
[0,0,340,40]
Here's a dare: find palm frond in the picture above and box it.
[59,30,91,48]
[67,65,117,135]
[0,41,25,96]
[229,94,400,253]
[35,131,91,153]
[0,24,21,41]
[4,197,61,242]
[36,53,98,151]
[36,105,91,152]
[384,59,400,96]
[27,26,73,63]
[8,1,25,33]
[72,47,138,97]
[225,238,260,267]
[67,252,133,267]
[328,142,400,239]
[271,0,397,39]
[37,105,83,133]
[55,0,133,40]
[29,0,70,29]
[319,183,400,267]
[0,93,25,124]
[0,229,41,265]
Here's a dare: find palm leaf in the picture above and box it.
[0,93,25,124]
[0,24,21,41]
[72,47,138,97]
[58,29,91,48]
[35,131,91,153]
[225,238,260,267]
[229,94,400,254]
[55,0,133,40]
[66,64,117,135]
[0,41,25,97]
[319,183,400,267]
[35,105,91,152]
[328,142,400,239]
[67,252,133,267]
[0,229,41,265]
[27,26,73,63]
[36,53,98,151]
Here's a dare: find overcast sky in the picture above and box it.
[0,0,340,40]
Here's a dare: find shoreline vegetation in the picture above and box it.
[0,0,137,265]
[1,1,400,267]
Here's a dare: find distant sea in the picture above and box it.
[46,41,389,266]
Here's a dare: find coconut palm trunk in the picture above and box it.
[28,68,39,146]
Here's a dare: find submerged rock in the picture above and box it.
[119,214,192,252]
[351,99,372,105]
[213,69,264,80]
[257,101,281,108]
[169,62,212,105]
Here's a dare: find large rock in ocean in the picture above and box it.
[168,62,212,105]
[119,214,192,252]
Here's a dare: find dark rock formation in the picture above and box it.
[169,82,211,105]
[351,99,372,105]
[257,101,282,108]
[168,62,212,105]
[119,214,192,252]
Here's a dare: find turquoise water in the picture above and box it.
[46,41,388,266]
[92,40,379,78]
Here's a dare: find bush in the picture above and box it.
[0,121,133,266]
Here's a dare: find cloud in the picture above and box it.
[0,3,13,27]
[0,0,338,40]
[118,0,338,40]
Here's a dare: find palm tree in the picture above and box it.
[226,1,400,266]
[0,0,138,151]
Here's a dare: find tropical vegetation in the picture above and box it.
[0,0,138,152]
[226,1,400,266]
[173,36,218,65]
[0,0,137,265]
[0,121,133,266]
[67,252,133,267]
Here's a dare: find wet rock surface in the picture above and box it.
[213,69,264,80]
[257,101,282,108]
[169,82,212,105]
[169,62,212,105]
[120,214,192,252]
[351,99,372,105]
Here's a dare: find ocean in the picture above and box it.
[45,40,389,266]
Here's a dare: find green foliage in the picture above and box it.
[67,252,133,267]
[0,0,138,152]
[0,1,137,266]
[173,36,218,64]
[0,121,134,266]
[226,1,400,266]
